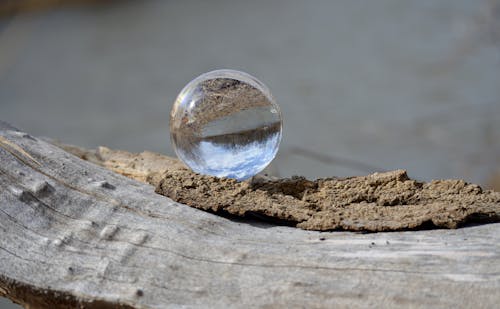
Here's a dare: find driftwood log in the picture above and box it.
[1,121,500,308]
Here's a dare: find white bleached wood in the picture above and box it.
[0,122,499,308]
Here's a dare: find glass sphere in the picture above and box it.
[170,69,282,180]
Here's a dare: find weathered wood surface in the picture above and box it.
[1,123,500,308]
[57,142,500,233]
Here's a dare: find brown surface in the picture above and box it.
[155,169,500,231]
[0,0,116,16]
[171,77,272,133]
[58,143,500,232]
[58,143,185,185]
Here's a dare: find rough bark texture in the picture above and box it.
[59,141,500,232]
[57,143,184,186]
[1,122,500,308]
[155,169,500,231]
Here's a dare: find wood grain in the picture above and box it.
[1,122,499,308]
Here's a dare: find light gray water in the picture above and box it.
[1,0,499,185]
[0,1,499,307]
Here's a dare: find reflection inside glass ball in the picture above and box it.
[170,69,282,180]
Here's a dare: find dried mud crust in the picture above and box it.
[57,144,500,232]
[155,169,500,232]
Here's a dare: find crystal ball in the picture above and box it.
[170,70,282,180]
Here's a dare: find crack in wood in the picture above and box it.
[1,123,499,308]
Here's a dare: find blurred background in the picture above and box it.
[0,0,499,306]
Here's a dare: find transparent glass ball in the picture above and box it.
[170,70,282,180]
